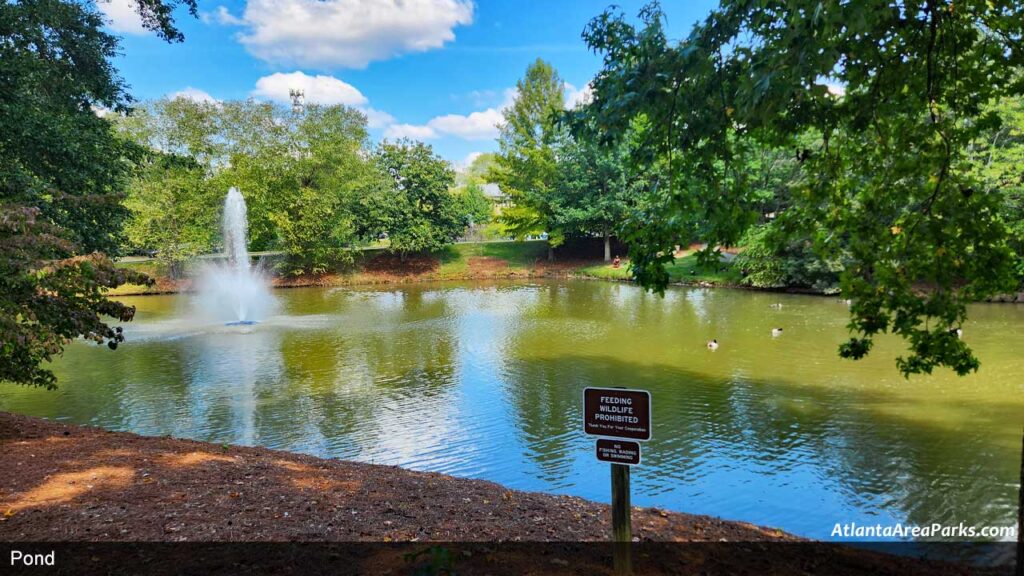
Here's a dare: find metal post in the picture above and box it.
[611,463,632,575]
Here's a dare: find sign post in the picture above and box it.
[611,462,631,575]
[583,387,652,576]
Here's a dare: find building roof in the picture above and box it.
[481,183,504,199]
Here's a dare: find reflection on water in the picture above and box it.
[2,280,1022,541]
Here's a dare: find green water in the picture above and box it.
[1,280,1021,541]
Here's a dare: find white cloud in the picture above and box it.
[383,108,502,142]
[465,90,498,108]
[498,87,518,109]
[252,72,368,106]
[202,5,246,26]
[169,87,219,104]
[455,151,482,172]
[564,81,593,109]
[385,88,513,142]
[384,124,438,140]
[362,107,396,129]
[426,108,504,141]
[226,0,474,69]
[251,72,398,128]
[96,0,148,35]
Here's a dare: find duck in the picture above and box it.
[949,328,963,339]
[707,339,719,350]
[769,303,783,309]
[771,328,783,337]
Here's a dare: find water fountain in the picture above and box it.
[194,188,275,325]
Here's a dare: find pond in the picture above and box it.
[2,280,1022,541]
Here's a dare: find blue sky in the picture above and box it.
[100,0,717,166]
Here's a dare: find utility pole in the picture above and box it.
[289,89,305,114]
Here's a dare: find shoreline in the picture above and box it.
[108,261,814,298]
[107,240,752,297]
[109,268,1024,304]
[0,411,794,543]
[0,412,997,575]
[108,241,1024,302]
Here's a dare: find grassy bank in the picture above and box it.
[577,250,742,285]
[108,240,742,296]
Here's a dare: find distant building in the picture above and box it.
[481,183,506,203]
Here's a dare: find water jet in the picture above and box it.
[194,188,275,325]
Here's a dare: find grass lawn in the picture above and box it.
[576,251,742,285]
[664,252,743,284]
[575,261,632,280]
[435,240,550,276]
[107,260,172,296]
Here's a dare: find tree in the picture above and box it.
[968,96,1024,287]
[735,224,847,293]
[553,127,639,261]
[725,136,844,290]
[119,99,376,276]
[123,153,218,276]
[116,97,223,274]
[0,0,195,388]
[210,100,296,251]
[457,152,498,186]
[456,182,493,228]
[490,59,566,260]
[580,1,1024,376]
[103,0,198,42]
[369,140,463,260]
[269,104,373,275]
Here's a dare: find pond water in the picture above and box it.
[2,280,1022,541]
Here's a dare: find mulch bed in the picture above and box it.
[0,412,1002,575]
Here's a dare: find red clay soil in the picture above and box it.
[360,252,443,277]
[0,413,998,575]
[274,252,592,288]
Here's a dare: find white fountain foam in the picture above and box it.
[193,187,276,325]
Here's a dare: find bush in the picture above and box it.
[736,225,846,294]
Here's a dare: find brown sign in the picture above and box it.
[583,387,651,441]
[596,439,641,466]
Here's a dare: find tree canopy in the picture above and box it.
[369,140,463,259]
[577,0,1024,375]
[1,0,194,388]
[490,59,567,257]
[118,98,382,276]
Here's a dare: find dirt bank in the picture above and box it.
[112,250,604,296]
[0,412,785,543]
[0,412,999,575]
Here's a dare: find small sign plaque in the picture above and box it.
[596,439,641,466]
[583,387,651,441]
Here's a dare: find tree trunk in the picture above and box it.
[169,260,185,280]
[604,230,611,262]
[400,251,406,263]
[547,243,554,262]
